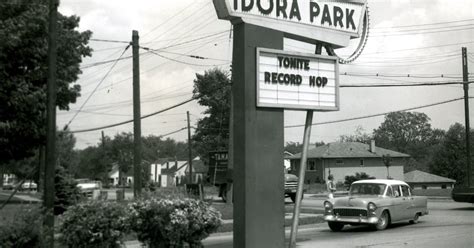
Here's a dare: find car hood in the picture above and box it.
[333,195,381,208]
[285,173,298,182]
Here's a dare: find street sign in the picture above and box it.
[257,48,339,111]
[213,0,368,47]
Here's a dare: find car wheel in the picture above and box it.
[374,210,390,230]
[409,213,420,224]
[290,193,296,203]
[328,221,344,232]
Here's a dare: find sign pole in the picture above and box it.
[232,23,285,248]
[289,44,323,248]
[289,111,313,248]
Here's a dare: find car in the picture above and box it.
[20,181,37,191]
[75,179,102,197]
[323,179,428,231]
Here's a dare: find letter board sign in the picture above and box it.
[213,0,367,47]
[257,48,339,111]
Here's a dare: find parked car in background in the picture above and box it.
[21,181,37,191]
[323,179,428,231]
[75,179,102,198]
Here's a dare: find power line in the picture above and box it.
[373,18,474,29]
[70,97,196,133]
[144,47,231,67]
[90,38,130,44]
[285,97,469,129]
[340,81,469,88]
[341,72,462,79]
[65,45,130,130]
[370,27,474,37]
[140,46,230,62]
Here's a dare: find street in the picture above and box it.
[203,198,474,248]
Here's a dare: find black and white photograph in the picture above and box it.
[0,0,473,247]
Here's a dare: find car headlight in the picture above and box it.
[324,201,333,212]
[367,202,377,212]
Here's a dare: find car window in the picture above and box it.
[401,185,411,197]
[385,185,393,197]
[393,185,401,197]
[350,183,386,196]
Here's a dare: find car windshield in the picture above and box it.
[350,183,386,196]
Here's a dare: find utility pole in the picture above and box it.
[187,111,193,183]
[462,47,471,187]
[132,30,142,197]
[44,0,59,246]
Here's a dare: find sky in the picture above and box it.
[56,0,474,150]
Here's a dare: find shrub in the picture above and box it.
[0,206,43,248]
[59,201,129,248]
[128,198,222,248]
[55,167,82,215]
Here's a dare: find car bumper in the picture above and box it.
[324,214,379,224]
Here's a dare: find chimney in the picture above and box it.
[370,140,376,153]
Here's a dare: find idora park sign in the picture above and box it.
[257,48,339,111]
[212,1,367,248]
[214,0,367,47]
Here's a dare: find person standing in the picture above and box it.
[327,174,336,199]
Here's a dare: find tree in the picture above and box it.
[344,172,375,187]
[191,68,231,161]
[0,0,92,163]
[429,123,474,185]
[373,111,444,171]
[339,126,373,143]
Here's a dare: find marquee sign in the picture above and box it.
[213,0,367,47]
[257,48,339,111]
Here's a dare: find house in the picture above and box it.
[404,170,456,189]
[108,164,133,186]
[288,141,410,184]
[151,157,207,187]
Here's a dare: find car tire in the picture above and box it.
[328,221,344,232]
[289,193,303,203]
[373,210,390,231]
[409,213,420,224]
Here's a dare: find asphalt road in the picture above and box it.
[203,198,474,248]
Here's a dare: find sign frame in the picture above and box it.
[256,47,340,111]
[213,0,368,47]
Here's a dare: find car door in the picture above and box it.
[401,185,415,219]
[389,185,406,222]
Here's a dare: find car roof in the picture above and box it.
[352,179,408,186]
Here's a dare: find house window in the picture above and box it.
[441,184,447,189]
[360,159,364,166]
[422,185,427,189]
[335,159,344,165]
[307,160,316,171]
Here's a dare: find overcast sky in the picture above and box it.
[57,0,474,150]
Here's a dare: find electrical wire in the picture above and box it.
[90,38,130,44]
[70,97,196,133]
[340,81,469,88]
[65,45,130,130]
[373,18,474,29]
[284,97,471,129]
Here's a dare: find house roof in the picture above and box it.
[289,142,410,159]
[404,170,456,183]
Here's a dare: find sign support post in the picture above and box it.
[289,44,322,248]
[232,23,285,248]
